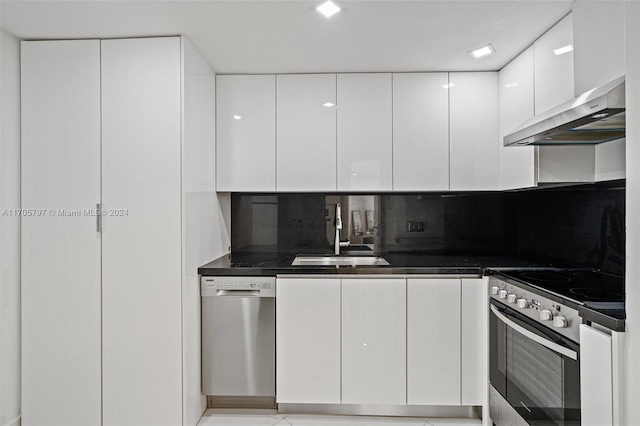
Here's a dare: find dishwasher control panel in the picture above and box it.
[201,276,276,297]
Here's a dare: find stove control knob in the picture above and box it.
[498,290,508,299]
[507,294,517,304]
[540,309,553,321]
[517,298,529,309]
[553,316,568,328]
[491,286,500,295]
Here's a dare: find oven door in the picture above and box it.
[490,300,580,426]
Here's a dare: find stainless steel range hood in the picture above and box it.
[504,76,625,146]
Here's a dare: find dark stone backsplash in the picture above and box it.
[230,181,625,275]
[515,183,625,275]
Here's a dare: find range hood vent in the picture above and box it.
[504,76,625,146]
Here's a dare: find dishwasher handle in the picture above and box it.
[215,289,261,297]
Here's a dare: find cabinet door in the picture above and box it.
[580,325,613,426]
[573,1,625,96]
[342,278,406,404]
[217,75,276,191]
[21,39,102,426]
[337,74,392,191]
[276,74,337,191]
[101,37,182,426]
[461,278,486,405]
[393,73,450,191]
[534,13,574,115]
[449,72,499,191]
[499,47,536,190]
[276,278,341,404]
[407,279,461,405]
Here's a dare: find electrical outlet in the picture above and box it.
[407,221,425,232]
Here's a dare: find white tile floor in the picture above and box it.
[197,409,483,426]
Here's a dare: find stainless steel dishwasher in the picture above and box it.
[201,276,276,407]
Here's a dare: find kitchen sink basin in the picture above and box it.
[291,255,390,266]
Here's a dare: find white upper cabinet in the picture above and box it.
[534,13,574,115]
[342,278,406,405]
[276,74,337,191]
[392,73,450,191]
[499,47,536,190]
[572,1,625,95]
[337,73,393,191]
[449,72,500,191]
[217,75,276,191]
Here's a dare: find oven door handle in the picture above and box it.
[490,305,578,360]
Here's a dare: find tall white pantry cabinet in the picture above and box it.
[21,36,222,426]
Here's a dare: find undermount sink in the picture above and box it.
[291,255,390,266]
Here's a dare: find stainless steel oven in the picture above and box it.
[489,277,581,426]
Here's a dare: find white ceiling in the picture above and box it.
[1,0,574,74]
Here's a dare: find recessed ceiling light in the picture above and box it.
[505,82,519,89]
[323,102,335,107]
[233,115,242,120]
[317,0,341,18]
[553,45,573,56]
[469,44,495,59]
[442,83,456,89]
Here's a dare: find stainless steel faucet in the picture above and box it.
[334,203,350,255]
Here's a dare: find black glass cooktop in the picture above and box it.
[498,269,625,309]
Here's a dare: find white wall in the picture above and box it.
[182,35,230,426]
[624,2,640,425]
[0,28,22,426]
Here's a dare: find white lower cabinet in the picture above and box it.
[276,278,341,404]
[341,278,407,405]
[407,279,461,405]
[580,324,625,426]
[407,278,484,406]
[461,278,485,406]
[276,276,486,408]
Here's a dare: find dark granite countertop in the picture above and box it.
[197,251,557,276]
[198,251,625,331]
